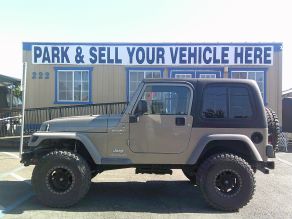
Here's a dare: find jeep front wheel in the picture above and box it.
[197,153,255,211]
[32,150,91,208]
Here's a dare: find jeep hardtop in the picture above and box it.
[21,78,275,211]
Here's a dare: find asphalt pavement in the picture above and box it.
[0,147,292,219]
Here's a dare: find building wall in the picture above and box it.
[23,43,283,121]
[24,49,128,108]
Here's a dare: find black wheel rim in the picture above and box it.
[215,170,241,196]
[47,167,73,193]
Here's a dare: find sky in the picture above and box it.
[0,0,291,90]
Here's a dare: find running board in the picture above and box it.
[135,167,173,175]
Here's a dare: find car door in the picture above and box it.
[129,83,193,154]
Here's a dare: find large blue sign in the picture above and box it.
[31,44,274,65]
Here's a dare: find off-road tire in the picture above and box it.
[182,169,197,185]
[197,153,255,211]
[32,150,91,208]
[278,132,288,152]
[265,107,280,151]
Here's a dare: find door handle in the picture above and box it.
[175,117,185,126]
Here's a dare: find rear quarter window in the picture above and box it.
[229,87,253,118]
[202,87,227,119]
[201,85,253,120]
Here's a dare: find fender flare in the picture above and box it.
[187,134,263,164]
[28,132,102,164]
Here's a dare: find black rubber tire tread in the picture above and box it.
[182,169,197,185]
[197,153,255,211]
[265,107,280,151]
[32,150,91,208]
[278,132,288,152]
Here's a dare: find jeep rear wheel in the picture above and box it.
[197,153,255,211]
[32,150,91,208]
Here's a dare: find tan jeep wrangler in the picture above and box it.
[21,78,275,211]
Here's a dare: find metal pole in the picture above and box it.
[19,62,27,158]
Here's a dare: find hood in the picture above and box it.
[40,114,122,133]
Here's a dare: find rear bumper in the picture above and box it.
[256,160,275,174]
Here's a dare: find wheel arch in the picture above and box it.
[27,132,101,165]
[187,134,263,167]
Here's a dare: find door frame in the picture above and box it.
[129,82,194,116]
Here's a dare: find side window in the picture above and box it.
[230,87,252,118]
[202,87,227,119]
[202,86,253,119]
[140,85,191,115]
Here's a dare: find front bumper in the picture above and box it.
[20,147,52,166]
[20,150,37,166]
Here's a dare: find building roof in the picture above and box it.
[0,74,21,87]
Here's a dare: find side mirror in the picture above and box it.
[130,100,148,123]
[135,100,148,116]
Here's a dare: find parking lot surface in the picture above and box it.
[1,148,292,219]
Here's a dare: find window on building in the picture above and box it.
[140,85,191,115]
[128,70,161,99]
[175,74,192,79]
[170,69,222,79]
[202,86,253,119]
[230,70,265,99]
[57,70,89,103]
[199,74,217,78]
